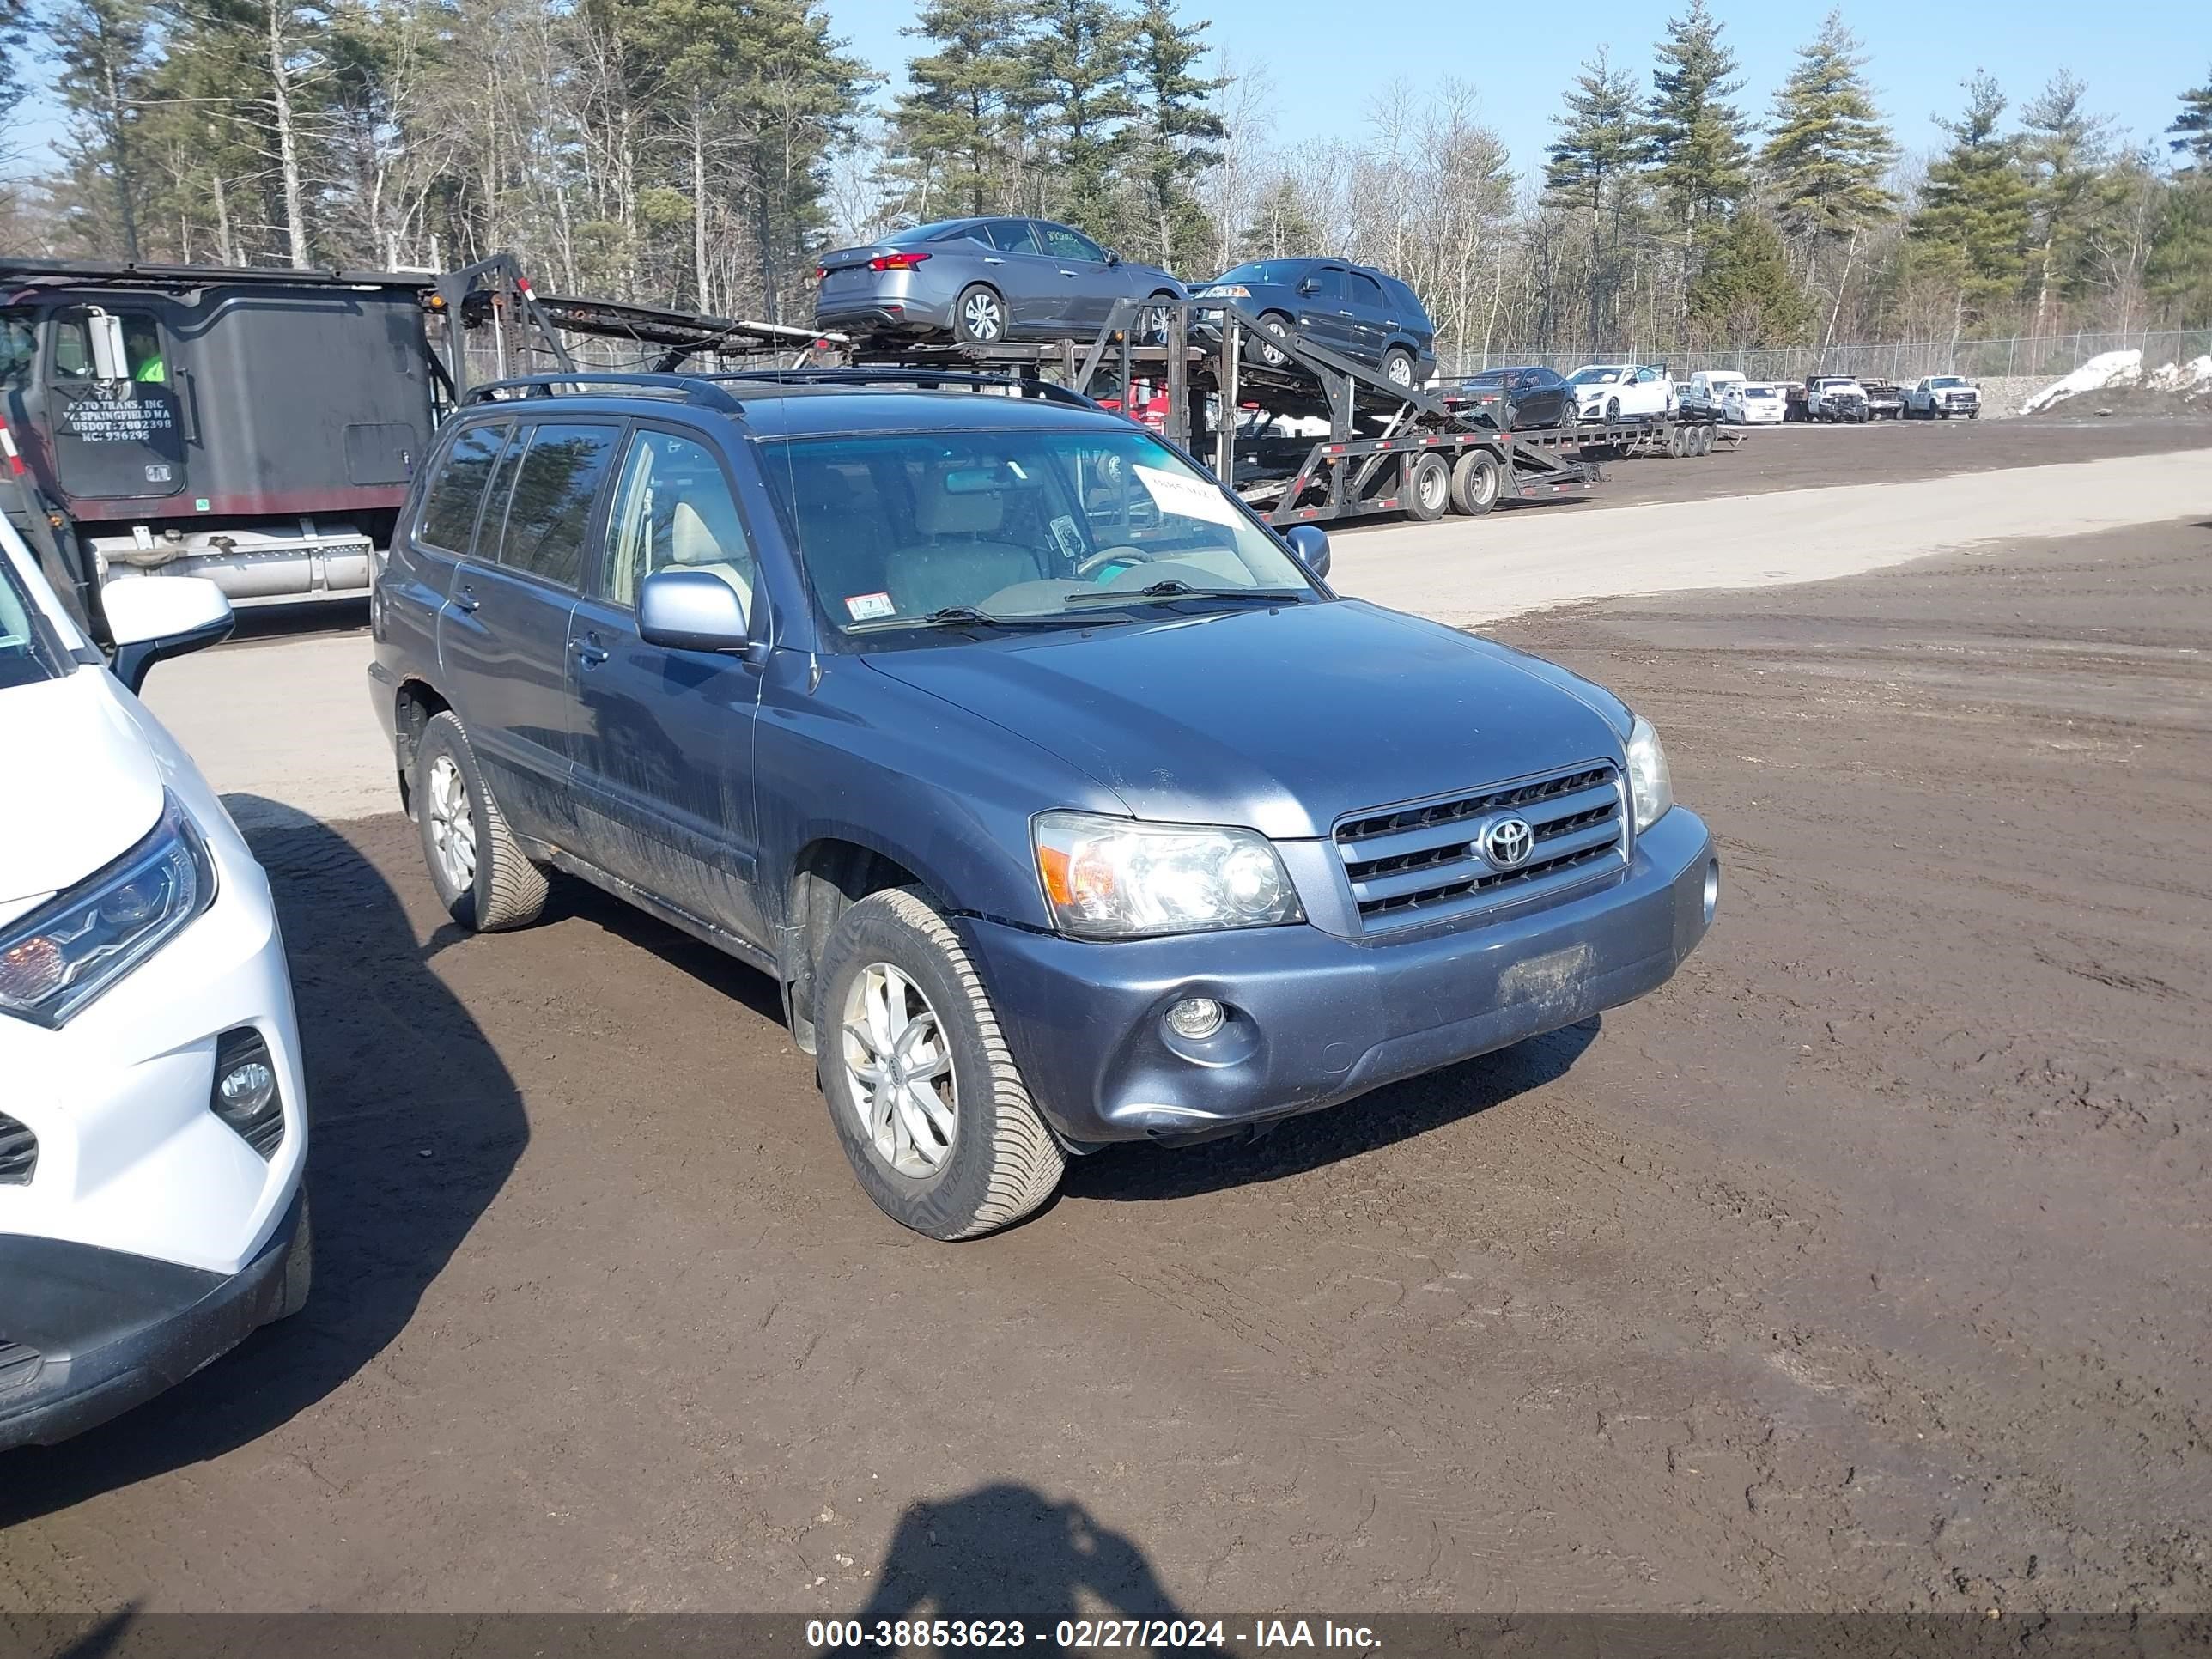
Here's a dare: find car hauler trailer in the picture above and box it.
[844,300,1729,527]
[0,255,838,639]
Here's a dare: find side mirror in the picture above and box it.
[1297,278,1318,295]
[1104,249,1121,267]
[87,307,131,384]
[1283,524,1330,582]
[639,567,752,653]
[104,575,234,694]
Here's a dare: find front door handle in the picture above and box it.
[982,256,1004,264]
[1060,270,1079,278]
[452,585,480,613]
[574,634,610,667]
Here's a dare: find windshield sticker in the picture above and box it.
[1131,464,1243,531]
[844,592,896,621]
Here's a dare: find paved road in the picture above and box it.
[12,518,2206,1614]
[146,441,2212,830]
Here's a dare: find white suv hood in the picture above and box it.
[0,669,165,913]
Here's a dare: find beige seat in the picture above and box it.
[884,485,1042,616]
[667,496,753,617]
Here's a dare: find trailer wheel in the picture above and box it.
[1693,422,1715,456]
[1449,452,1500,517]
[1404,453,1450,521]
[1665,424,1687,459]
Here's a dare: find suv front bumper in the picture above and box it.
[0,1191,304,1450]
[965,809,1717,1146]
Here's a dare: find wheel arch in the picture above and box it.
[391,676,451,817]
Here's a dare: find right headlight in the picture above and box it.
[1033,811,1304,939]
[1625,716,1674,833]
[0,793,216,1028]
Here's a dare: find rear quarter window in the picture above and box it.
[417,422,510,554]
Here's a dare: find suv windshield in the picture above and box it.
[0,544,70,690]
[760,426,1314,635]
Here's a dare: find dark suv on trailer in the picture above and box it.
[367,369,1717,1240]
[1193,258,1437,388]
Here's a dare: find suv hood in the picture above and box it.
[0,670,164,912]
[866,600,1629,840]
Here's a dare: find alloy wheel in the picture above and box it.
[841,962,958,1178]
[426,754,477,891]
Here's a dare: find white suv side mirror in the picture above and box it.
[103,575,234,693]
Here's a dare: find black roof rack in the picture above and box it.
[459,372,747,413]
[692,365,1098,409]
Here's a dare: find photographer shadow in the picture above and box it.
[856,1484,1190,1634]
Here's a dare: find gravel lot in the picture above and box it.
[5,498,2206,1616]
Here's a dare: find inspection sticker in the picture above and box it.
[844,591,896,621]
[1132,463,1244,530]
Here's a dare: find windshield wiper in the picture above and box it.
[1060,580,1300,606]
[872,605,1094,631]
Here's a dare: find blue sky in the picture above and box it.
[832,0,2209,175]
[8,0,2204,180]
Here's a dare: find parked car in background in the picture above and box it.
[1442,365,1575,429]
[1686,369,1747,417]
[813,217,1184,347]
[1904,375,1983,419]
[1791,376,1869,422]
[1568,364,1675,423]
[367,372,1717,1241]
[1192,258,1437,388]
[1,520,311,1451]
[1722,382,1785,425]
[1860,380,1905,421]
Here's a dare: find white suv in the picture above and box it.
[0,526,310,1450]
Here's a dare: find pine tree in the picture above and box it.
[0,0,31,135]
[1759,10,1896,250]
[49,0,160,258]
[1544,46,1644,343]
[1023,0,1138,231]
[1238,175,1317,259]
[2166,66,2212,173]
[1688,210,1814,345]
[891,0,1033,221]
[1124,0,1222,268]
[1644,0,1751,266]
[1906,73,2032,319]
[2018,73,2114,333]
[2145,175,2212,324]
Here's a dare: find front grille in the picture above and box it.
[0,1112,35,1185]
[1335,762,1626,930]
[0,1340,41,1394]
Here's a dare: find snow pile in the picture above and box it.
[2143,355,2212,398]
[2021,349,2142,414]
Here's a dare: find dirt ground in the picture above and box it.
[1529,414,2211,511]
[4,518,2209,1620]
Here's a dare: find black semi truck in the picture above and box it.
[1,257,836,637]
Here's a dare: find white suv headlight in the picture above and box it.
[1033,811,1304,939]
[1625,717,1674,833]
[0,793,216,1028]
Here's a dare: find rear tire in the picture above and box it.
[1404,452,1450,521]
[952,283,1006,346]
[816,890,1065,1241]
[415,710,549,933]
[1382,349,1417,392]
[1449,451,1500,516]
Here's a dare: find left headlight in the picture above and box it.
[1625,716,1674,833]
[1034,811,1304,939]
[0,793,216,1028]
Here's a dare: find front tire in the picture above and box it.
[415,710,548,932]
[1605,396,1621,424]
[272,1191,313,1321]
[816,890,1065,1241]
[1255,313,1295,367]
[952,283,1006,346]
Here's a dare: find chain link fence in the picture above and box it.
[1442,330,2212,385]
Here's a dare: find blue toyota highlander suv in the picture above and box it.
[368,369,1717,1239]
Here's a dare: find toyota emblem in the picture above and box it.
[1480,816,1535,870]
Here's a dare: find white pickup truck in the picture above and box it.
[1904,375,1983,419]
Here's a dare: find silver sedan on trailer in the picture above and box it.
[813,217,1186,348]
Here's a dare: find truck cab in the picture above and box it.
[1,262,440,630]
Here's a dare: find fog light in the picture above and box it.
[1166,997,1225,1041]
[1703,860,1720,924]
[211,1027,285,1158]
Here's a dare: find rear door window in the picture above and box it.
[985,220,1039,254]
[417,422,511,555]
[1346,270,1386,313]
[493,422,620,588]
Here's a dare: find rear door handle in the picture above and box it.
[574,633,610,667]
[982,256,1004,264]
[1060,270,1079,278]
[452,586,479,613]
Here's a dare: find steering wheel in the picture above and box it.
[1074,545,1147,581]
